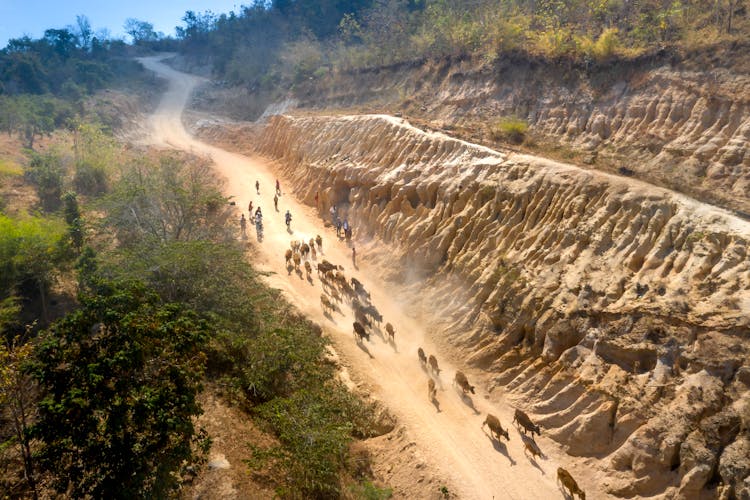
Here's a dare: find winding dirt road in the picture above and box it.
[138,55,585,500]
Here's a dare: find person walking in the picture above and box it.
[240,213,247,237]
[248,201,253,215]
[273,194,279,211]
[255,180,260,194]
[352,246,356,266]
[275,179,281,196]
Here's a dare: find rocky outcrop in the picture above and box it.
[212,113,750,498]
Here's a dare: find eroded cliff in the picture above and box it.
[200,114,750,498]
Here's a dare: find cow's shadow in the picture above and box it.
[482,429,516,466]
[456,388,480,415]
[526,454,545,475]
[356,339,374,359]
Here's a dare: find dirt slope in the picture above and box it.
[193,112,750,498]
[139,56,596,500]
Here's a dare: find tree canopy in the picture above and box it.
[29,280,211,498]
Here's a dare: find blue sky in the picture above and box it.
[0,0,243,47]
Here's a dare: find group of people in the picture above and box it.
[241,182,356,264]
[329,205,353,240]
[241,179,291,238]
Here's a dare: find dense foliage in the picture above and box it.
[29,280,210,498]
[173,0,748,90]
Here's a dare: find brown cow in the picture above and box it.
[428,378,437,402]
[557,468,585,500]
[315,234,322,250]
[311,246,317,261]
[385,323,395,342]
[453,371,475,394]
[428,355,441,376]
[523,438,544,460]
[284,249,293,265]
[482,414,510,442]
[353,321,369,343]
[320,294,333,313]
[304,261,312,279]
[513,409,541,437]
[418,347,427,366]
[292,252,301,270]
[300,243,310,258]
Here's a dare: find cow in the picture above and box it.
[300,243,310,258]
[513,409,541,437]
[482,414,510,442]
[418,347,427,366]
[385,323,395,342]
[428,378,437,402]
[315,234,322,250]
[428,355,441,376]
[453,371,475,394]
[361,304,382,324]
[557,468,585,500]
[320,294,333,313]
[355,310,372,329]
[353,321,369,343]
[523,438,544,460]
[292,252,301,270]
[304,261,312,279]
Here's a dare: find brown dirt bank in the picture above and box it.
[191,47,750,219]
[193,113,750,499]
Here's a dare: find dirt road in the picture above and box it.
[138,55,581,500]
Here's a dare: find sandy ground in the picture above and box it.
[138,55,594,500]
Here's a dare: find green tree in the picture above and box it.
[0,328,39,500]
[0,214,68,322]
[62,192,84,253]
[103,154,234,245]
[30,280,211,498]
[25,149,65,212]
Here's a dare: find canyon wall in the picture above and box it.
[208,114,750,498]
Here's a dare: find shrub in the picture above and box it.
[490,117,529,144]
[580,28,620,61]
[25,150,66,212]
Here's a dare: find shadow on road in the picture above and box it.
[482,429,516,466]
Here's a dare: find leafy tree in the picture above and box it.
[25,149,65,211]
[30,280,211,498]
[0,328,39,499]
[62,192,84,252]
[124,18,160,44]
[0,214,68,321]
[73,122,115,195]
[102,154,234,245]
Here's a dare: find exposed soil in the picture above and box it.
[141,55,750,499]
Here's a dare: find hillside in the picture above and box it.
[185,44,750,498]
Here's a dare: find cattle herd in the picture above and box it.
[281,233,585,499]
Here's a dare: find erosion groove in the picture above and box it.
[235,113,750,498]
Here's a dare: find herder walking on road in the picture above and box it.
[275,179,281,196]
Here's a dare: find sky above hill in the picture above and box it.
[0,0,241,48]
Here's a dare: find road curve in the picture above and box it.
[138,55,578,500]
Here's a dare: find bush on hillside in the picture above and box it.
[491,116,529,144]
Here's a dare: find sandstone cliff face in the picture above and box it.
[288,53,750,218]
[225,114,750,498]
